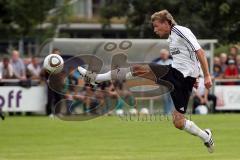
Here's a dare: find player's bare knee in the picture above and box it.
[131,65,150,76]
[172,110,185,130]
[131,65,144,73]
[173,119,185,130]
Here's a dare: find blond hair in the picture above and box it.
[151,10,176,26]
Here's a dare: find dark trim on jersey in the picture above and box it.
[169,24,175,35]
[172,27,200,62]
[186,44,194,62]
[172,28,195,52]
[172,27,196,52]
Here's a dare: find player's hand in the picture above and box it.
[204,75,212,89]
[193,78,199,89]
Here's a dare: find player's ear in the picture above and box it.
[163,20,170,27]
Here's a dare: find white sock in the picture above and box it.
[95,69,134,82]
[78,66,111,82]
[95,71,111,82]
[78,66,134,83]
[184,120,209,142]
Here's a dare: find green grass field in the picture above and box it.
[0,114,239,160]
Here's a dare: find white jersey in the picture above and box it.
[167,25,201,78]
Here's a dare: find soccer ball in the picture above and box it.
[43,54,64,74]
[115,109,124,116]
[140,107,149,115]
[129,108,138,115]
[195,105,208,115]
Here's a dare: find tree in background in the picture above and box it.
[0,0,55,40]
[100,0,240,43]
[0,0,74,54]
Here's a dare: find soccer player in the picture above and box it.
[78,9,214,153]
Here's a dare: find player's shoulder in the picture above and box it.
[172,25,192,35]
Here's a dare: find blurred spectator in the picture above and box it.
[64,67,83,114]
[224,59,238,79]
[120,80,135,108]
[83,84,98,115]
[52,48,61,55]
[65,67,79,94]
[157,49,172,64]
[213,64,223,79]
[229,46,238,60]
[213,56,221,66]
[23,57,32,67]
[236,55,240,73]
[213,56,223,79]
[27,57,42,79]
[47,70,66,116]
[153,49,172,65]
[113,80,134,112]
[106,82,124,114]
[10,50,26,79]
[228,55,235,61]
[193,76,217,113]
[154,49,173,114]
[0,57,14,79]
[219,53,228,72]
[44,49,64,116]
[94,84,107,114]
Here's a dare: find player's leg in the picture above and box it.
[207,94,217,113]
[167,68,214,153]
[172,110,214,153]
[131,64,157,81]
[172,110,209,140]
[78,64,157,84]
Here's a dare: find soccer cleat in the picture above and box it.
[78,66,87,76]
[78,66,97,86]
[204,129,214,153]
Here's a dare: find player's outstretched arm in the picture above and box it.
[196,48,212,89]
